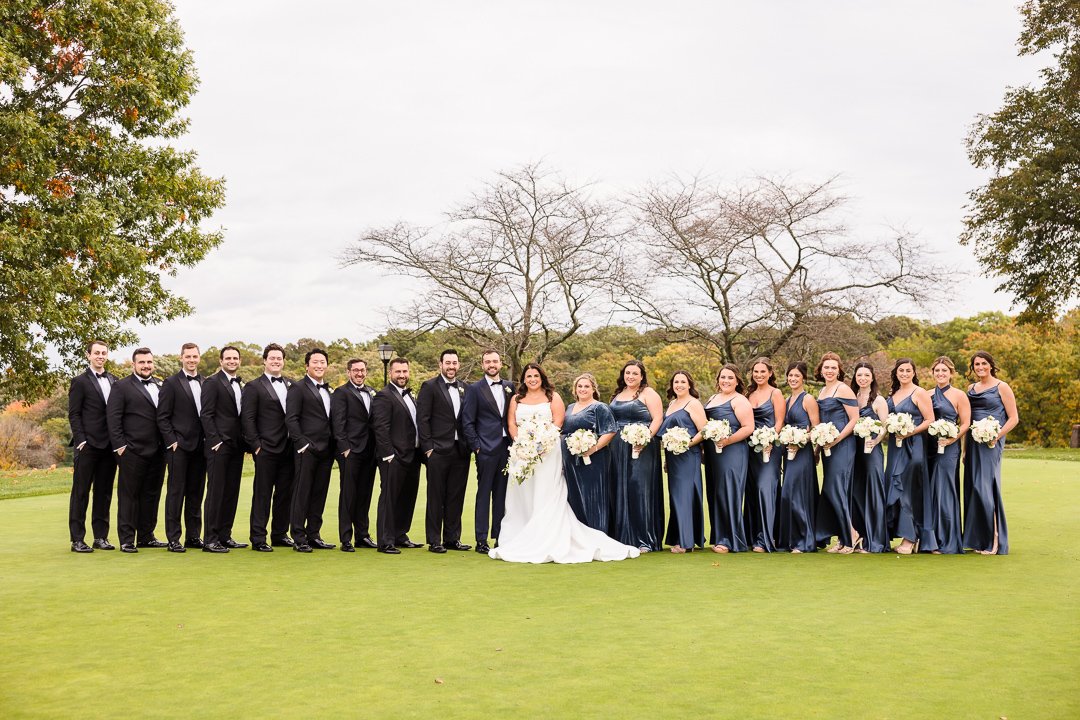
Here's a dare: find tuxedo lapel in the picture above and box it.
[85,369,106,402]
[351,385,371,419]
[178,371,197,409]
[133,377,157,406]
[481,379,501,415]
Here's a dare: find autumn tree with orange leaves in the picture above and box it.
[0,0,225,401]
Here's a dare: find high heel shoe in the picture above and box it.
[895,540,915,555]
[839,535,863,555]
[712,544,730,554]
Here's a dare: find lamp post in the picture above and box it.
[377,343,394,387]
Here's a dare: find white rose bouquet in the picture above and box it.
[565,428,599,465]
[927,419,960,454]
[702,418,732,453]
[778,424,810,460]
[748,426,779,463]
[810,422,840,457]
[660,426,692,455]
[886,412,915,448]
[970,417,1002,448]
[505,417,562,484]
[853,416,884,454]
[620,423,652,459]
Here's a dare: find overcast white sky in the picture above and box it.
[128,0,1039,355]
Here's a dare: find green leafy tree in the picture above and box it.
[0,0,225,401]
[961,0,1080,323]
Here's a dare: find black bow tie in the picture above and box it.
[490,380,500,386]
[186,375,200,382]
[94,372,107,379]
[400,387,412,396]
[270,377,283,384]
[317,383,329,391]
[140,379,155,387]
[446,381,459,388]
[231,377,243,385]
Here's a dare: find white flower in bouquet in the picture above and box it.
[778,424,810,460]
[748,426,779,463]
[971,417,1002,448]
[702,418,732,453]
[505,417,561,484]
[810,422,840,457]
[565,428,599,465]
[927,419,960,454]
[660,426,692,455]
[620,423,652,459]
[853,416,884,454]
[886,412,915,448]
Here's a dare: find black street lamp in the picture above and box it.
[377,343,394,387]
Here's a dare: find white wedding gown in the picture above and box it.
[490,402,641,564]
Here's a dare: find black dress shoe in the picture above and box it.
[137,538,167,548]
[428,544,447,554]
[356,536,378,549]
[378,545,401,554]
[396,539,422,549]
[92,538,115,550]
[271,537,295,547]
[184,538,205,549]
[340,542,355,552]
[71,540,93,553]
[475,542,491,553]
[202,542,229,553]
[309,538,336,550]
[167,541,186,553]
[252,542,273,552]
[223,539,249,549]
[120,543,138,553]
[446,541,472,551]
[294,543,313,553]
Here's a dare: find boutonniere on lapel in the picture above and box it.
[457,386,465,398]
[366,387,376,398]
[504,385,513,395]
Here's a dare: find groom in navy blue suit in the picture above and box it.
[461,349,514,554]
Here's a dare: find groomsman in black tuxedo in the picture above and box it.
[371,356,422,554]
[157,342,207,553]
[106,347,167,553]
[67,340,118,552]
[330,358,378,551]
[241,343,294,552]
[461,348,514,554]
[417,349,472,554]
[200,345,247,554]
[285,348,336,552]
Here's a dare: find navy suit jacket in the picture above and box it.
[461,377,514,455]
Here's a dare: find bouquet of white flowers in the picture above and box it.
[810,422,840,457]
[970,417,1002,448]
[505,417,562,484]
[748,426,778,463]
[778,424,810,460]
[702,418,732,453]
[886,412,915,448]
[620,423,652,459]
[565,428,599,465]
[661,426,692,455]
[853,416,884,454]
[927,419,960,454]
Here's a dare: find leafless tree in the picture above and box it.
[341,163,627,378]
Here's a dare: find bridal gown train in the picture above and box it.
[489,402,641,564]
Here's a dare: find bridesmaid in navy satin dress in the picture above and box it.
[884,358,935,555]
[850,362,890,553]
[813,352,860,553]
[658,371,706,553]
[777,361,820,553]
[609,361,666,552]
[702,365,754,553]
[744,358,785,553]
[926,357,970,554]
[963,351,1018,555]
[561,373,618,533]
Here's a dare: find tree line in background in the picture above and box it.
[3,309,1077,470]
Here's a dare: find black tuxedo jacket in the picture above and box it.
[330,382,376,455]
[372,384,418,463]
[106,374,164,457]
[241,375,292,454]
[200,370,246,451]
[462,377,514,454]
[157,371,204,452]
[285,376,334,454]
[68,368,117,450]
[417,376,469,454]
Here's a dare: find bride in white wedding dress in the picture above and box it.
[490,364,640,564]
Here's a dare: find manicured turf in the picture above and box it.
[1,457,1077,718]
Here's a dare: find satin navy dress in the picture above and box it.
[609,398,665,551]
[814,394,857,548]
[703,400,748,551]
[778,392,818,552]
[885,392,928,545]
[925,387,963,553]
[561,402,617,533]
[744,400,780,552]
[659,408,704,550]
[963,384,1010,554]
[851,403,888,552]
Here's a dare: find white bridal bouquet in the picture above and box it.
[661,426,692,455]
[702,418,732,453]
[886,412,915,448]
[853,416,884,454]
[620,423,652,459]
[748,426,779,463]
[778,424,810,460]
[971,417,1002,448]
[810,422,840,457]
[505,417,562,484]
[565,428,599,465]
[927,419,960,454]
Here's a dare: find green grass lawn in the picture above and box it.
[1,456,1077,718]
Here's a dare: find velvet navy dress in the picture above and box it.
[778,392,818,552]
[561,402,617,534]
[659,408,704,550]
[703,400,748,551]
[814,394,857,548]
[962,384,1010,554]
[925,387,963,553]
[744,400,780,552]
[885,392,929,545]
[851,403,888,552]
[609,398,665,551]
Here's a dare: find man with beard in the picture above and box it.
[200,345,247,553]
[371,357,422,554]
[330,358,378,551]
